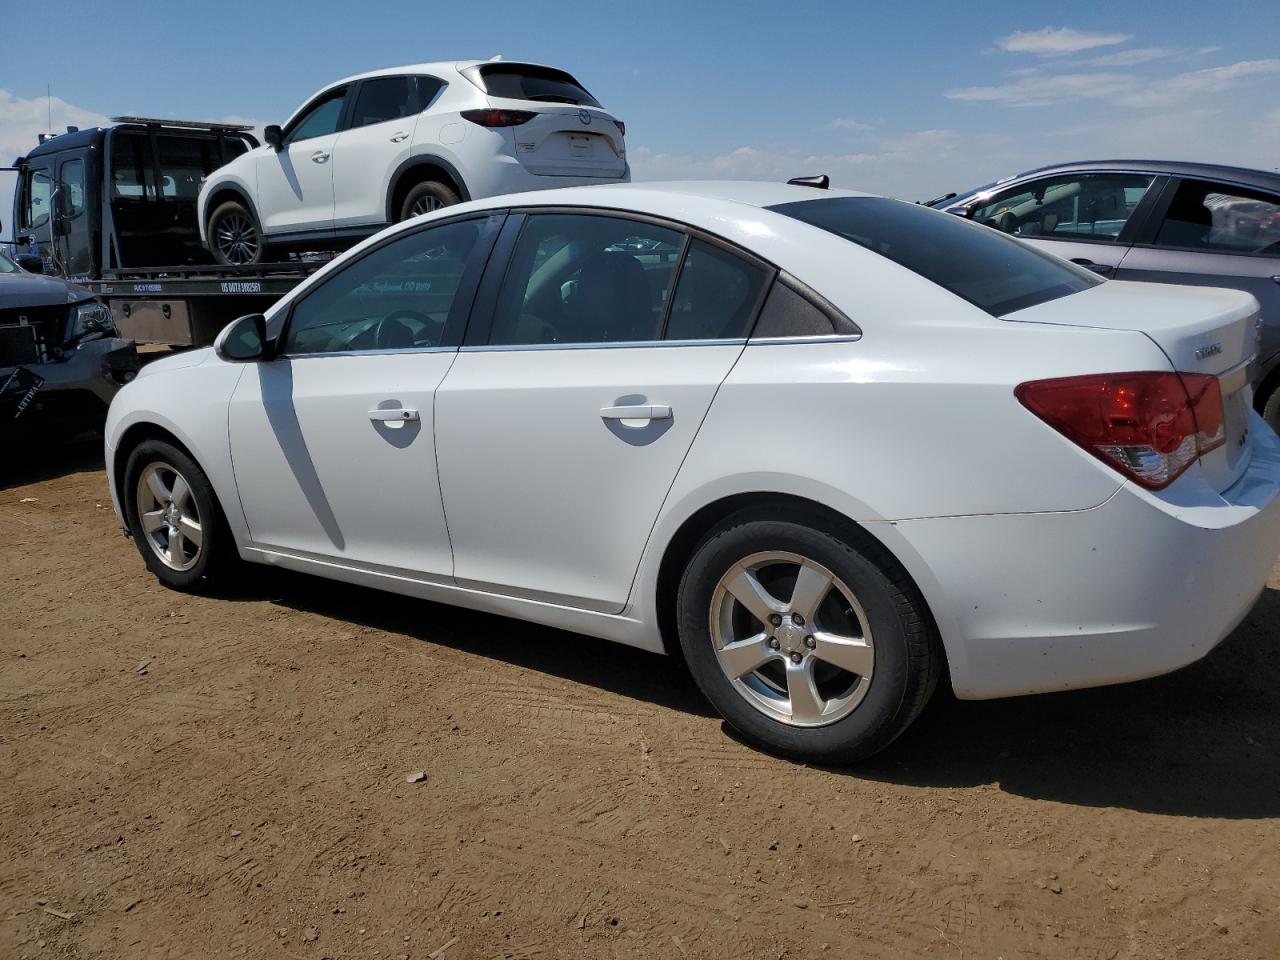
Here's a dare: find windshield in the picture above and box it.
[769,196,1102,316]
[0,251,18,274]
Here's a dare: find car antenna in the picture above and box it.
[787,174,829,189]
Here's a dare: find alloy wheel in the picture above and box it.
[409,194,440,217]
[710,551,875,727]
[214,214,260,264]
[135,462,203,572]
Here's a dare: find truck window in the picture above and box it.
[61,159,86,217]
[21,167,52,228]
[155,135,233,199]
[111,132,156,201]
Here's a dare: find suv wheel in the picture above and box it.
[399,180,460,221]
[676,507,940,764]
[208,200,265,266]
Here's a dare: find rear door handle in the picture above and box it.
[390,131,409,143]
[600,403,672,421]
[1069,258,1113,276]
[311,151,330,164]
[369,407,419,422]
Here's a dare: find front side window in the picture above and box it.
[487,214,683,346]
[286,88,347,144]
[770,196,1101,317]
[59,159,85,217]
[284,217,493,355]
[20,167,52,228]
[969,173,1157,242]
[1155,180,1280,256]
[350,77,416,129]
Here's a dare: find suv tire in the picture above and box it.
[399,180,461,221]
[208,200,265,266]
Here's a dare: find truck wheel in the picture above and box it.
[208,201,265,266]
[1262,383,1280,435]
[399,181,460,221]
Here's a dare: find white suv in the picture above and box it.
[197,60,629,264]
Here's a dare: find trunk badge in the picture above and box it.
[578,109,592,125]
[1195,343,1223,360]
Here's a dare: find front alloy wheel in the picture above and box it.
[213,212,260,265]
[135,461,203,572]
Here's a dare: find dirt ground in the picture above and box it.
[2,437,1279,960]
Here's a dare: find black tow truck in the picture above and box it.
[8,117,328,347]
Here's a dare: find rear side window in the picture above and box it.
[969,173,1156,242]
[665,240,770,340]
[473,64,601,107]
[1155,179,1280,256]
[350,76,417,128]
[487,214,682,346]
[770,196,1101,316]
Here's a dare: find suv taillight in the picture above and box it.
[1016,372,1226,490]
[461,109,536,127]
[614,119,626,136]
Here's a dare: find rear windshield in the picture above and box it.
[474,64,601,107]
[769,196,1102,316]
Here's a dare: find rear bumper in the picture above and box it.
[888,413,1280,699]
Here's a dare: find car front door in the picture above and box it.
[255,86,349,236]
[227,213,502,577]
[434,211,772,613]
[967,171,1164,276]
[331,75,433,229]
[1115,177,1280,384]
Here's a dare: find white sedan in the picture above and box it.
[105,181,1280,762]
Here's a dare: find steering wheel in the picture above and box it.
[374,310,438,349]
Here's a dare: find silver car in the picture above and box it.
[932,161,1280,431]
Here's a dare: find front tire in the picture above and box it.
[208,200,265,266]
[1261,382,1280,435]
[124,440,238,591]
[398,180,460,221]
[676,508,940,764]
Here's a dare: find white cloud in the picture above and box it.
[827,117,871,133]
[0,89,108,167]
[1083,45,1220,67]
[997,27,1131,56]
[946,58,1280,108]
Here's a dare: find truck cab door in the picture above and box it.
[15,162,54,267]
[53,151,94,277]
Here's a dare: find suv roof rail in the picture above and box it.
[109,116,257,133]
[787,174,829,190]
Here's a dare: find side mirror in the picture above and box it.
[214,313,273,363]
[263,125,284,150]
[16,253,45,273]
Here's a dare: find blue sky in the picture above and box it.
[2,0,1279,229]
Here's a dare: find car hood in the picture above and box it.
[134,346,215,380]
[0,271,91,309]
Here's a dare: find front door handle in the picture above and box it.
[1069,258,1113,276]
[368,407,419,422]
[390,131,410,143]
[311,151,330,164]
[600,403,672,421]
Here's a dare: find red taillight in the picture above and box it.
[460,109,536,127]
[614,119,626,136]
[1015,372,1226,490]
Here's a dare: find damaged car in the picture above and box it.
[0,248,139,433]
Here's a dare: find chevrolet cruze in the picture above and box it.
[106,181,1280,762]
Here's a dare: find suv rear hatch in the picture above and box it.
[1007,280,1261,491]
[460,62,627,179]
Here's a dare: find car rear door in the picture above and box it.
[254,86,348,236]
[966,171,1165,276]
[434,210,771,613]
[331,75,427,228]
[227,213,501,577]
[1115,176,1280,376]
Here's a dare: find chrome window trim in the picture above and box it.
[747,333,863,345]
[279,344,459,361]
[459,338,749,354]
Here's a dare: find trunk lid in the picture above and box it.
[1007,279,1261,491]
[488,101,627,179]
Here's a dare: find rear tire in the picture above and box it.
[676,507,940,764]
[123,439,239,592]
[398,180,460,221]
[208,200,265,266]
